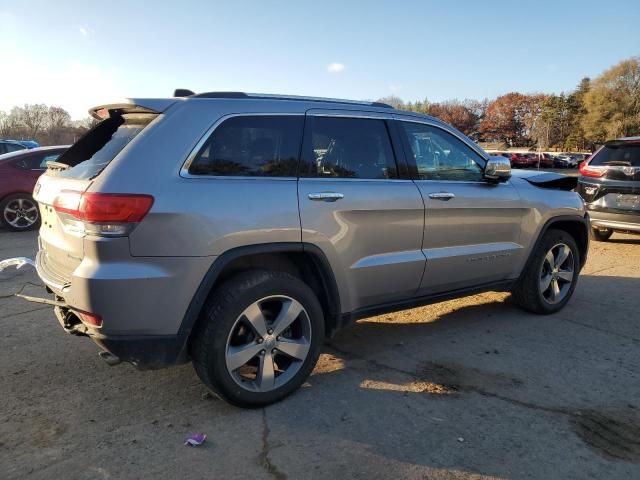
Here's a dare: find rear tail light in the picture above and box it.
[53,191,154,236]
[579,161,606,178]
[76,311,103,328]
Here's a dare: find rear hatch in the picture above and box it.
[34,103,162,284]
[577,140,640,213]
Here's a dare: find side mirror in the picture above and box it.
[484,156,511,182]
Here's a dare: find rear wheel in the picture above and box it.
[590,227,613,242]
[512,229,580,314]
[0,194,40,231]
[190,270,324,407]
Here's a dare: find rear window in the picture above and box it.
[590,142,640,167]
[54,113,156,179]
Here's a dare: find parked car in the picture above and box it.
[17,140,41,149]
[0,140,28,155]
[12,92,588,407]
[532,153,554,168]
[577,137,640,241]
[510,153,531,168]
[0,146,69,231]
[553,154,576,168]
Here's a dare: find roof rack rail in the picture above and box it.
[189,91,394,108]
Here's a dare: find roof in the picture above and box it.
[189,91,394,109]
[89,91,396,119]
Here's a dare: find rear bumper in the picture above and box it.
[588,209,640,233]
[93,334,188,370]
[35,236,214,336]
[52,305,189,369]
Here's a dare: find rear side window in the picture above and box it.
[55,113,156,180]
[590,143,640,167]
[300,116,398,179]
[13,152,62,170]
[188,115,303,177]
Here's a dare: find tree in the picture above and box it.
[582,57,640,144]
[427,100,478,136]
[15,104,48,138]
[46,106,72,143]
[376,95,407,110]
[0,111,10,137]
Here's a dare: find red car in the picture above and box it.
[531,152,554,168]
[0,146,68,231]
[509,153,531,168]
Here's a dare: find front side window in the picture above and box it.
[188,116,303,177]
[400,122,484,181]
[301,116,398,179]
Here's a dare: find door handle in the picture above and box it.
[428,192,455,201]
[308,192,344,202]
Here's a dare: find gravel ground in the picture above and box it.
[1,229,639,479]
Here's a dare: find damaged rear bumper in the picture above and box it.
[52,304,188,369]
[2,255,189,370]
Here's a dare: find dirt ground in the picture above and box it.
[1,229,639,479]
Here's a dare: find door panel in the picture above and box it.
[416,181,524,293]
[299,178,425,311]
[298,112,425,312]
[394,118,524,294]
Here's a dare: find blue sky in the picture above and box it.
[1,0,638,119]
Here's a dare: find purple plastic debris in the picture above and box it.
[184,434,207,446]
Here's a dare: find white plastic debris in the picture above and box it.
[0,257,36,272]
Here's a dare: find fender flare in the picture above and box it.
[520,213,590,277]
[176,242,341,339]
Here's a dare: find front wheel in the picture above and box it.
[190,270,324,407]
[512,229,580,314]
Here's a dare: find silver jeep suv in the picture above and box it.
[25,91,588,406]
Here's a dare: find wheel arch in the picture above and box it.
[525,214,590,274]
[178,242,342,346]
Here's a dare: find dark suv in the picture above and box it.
[577,137,640,241]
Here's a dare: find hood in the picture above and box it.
[512,170,578,191]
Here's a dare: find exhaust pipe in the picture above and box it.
[98,351,121,366]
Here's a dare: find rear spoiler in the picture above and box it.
[89,98,180,120]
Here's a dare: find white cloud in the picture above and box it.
[389,84,403,94]
[77,25,94,36]
[327,62,345,73]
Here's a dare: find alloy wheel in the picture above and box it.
[225,295,312,393]
[539,243,575,304]
[3,197,39,230]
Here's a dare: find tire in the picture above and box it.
[190,270,325,407]
[590,227,613,242]
[0,193,40,231]
[511,229,580,314]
